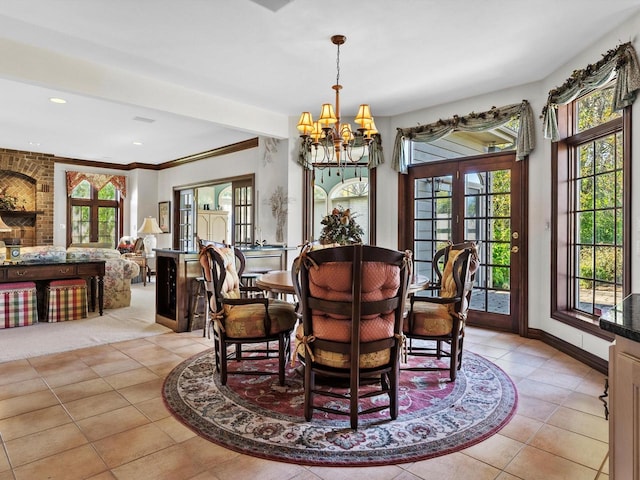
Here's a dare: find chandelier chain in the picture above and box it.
[336,42,341,86]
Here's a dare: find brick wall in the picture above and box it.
[0,148,56,245]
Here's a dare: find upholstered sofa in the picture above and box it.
[20,246,140,309]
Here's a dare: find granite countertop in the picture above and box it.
[599,293,640,343]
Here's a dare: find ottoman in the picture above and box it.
[0,282,38,328]
[46,278,88,322]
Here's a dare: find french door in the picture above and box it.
[400,152,526,333]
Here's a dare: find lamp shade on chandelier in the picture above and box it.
[297,35,378,171]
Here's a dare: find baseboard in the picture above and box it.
[527,327,608,375]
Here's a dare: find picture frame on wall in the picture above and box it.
[159,201,171,233]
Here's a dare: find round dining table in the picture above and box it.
[256,270,428,297]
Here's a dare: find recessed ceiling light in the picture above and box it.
[28,141,41,146]
[49,97,67,104]
[132,141,143,146]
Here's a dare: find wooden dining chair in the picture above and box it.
[199,243,297,386]
[403,241,479,381]
[292,244,412,429]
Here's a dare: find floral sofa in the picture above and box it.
[20,246,140,309]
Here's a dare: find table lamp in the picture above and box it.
[0,215,13,263]
[138,217,163,257]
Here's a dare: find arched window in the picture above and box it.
[68,179,123,247]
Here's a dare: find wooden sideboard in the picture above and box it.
[600,294,640,480]
[0,260,105,317]
[155,249,201,332]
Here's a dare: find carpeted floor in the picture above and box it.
[0,283,170,363]
[162,348,518,467]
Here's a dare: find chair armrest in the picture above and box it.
[220,296,269,307]
[411,295,462,306]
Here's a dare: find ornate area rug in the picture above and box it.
[162,349,517,466]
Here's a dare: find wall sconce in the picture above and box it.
[138,217,163,257]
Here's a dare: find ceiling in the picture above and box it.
[0,0,638,166]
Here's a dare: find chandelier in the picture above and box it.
[296,35,377,175]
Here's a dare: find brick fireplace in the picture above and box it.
[0,148,55,246]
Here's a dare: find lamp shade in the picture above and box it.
[138,217,162,235]
[0,215,11,232]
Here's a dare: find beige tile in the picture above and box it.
[526,366,585,390]
[466,343,512,359]
[44,364,100,388]
[179,435,241,470]
[515,378,573,405]
[407,451,500,480]
[0,360,40,387]
[0,388,59,419]
[64,390,130,421]
[53,377,113,403]
[309,464,406,480]
[0,404,71,441]
[104,366,160,390]
[110,443,206,480]
[134,396,172,421]
[154,415,198,442]
[12,444,107,480]
[462,433,524,469]
[0,447,10,473]
[118,377,165,404]
[547,406,608,442]
[0,471,17,480]
[505,445,597,480]
[514,395,559,422]
[492,357,540,378]
[77,405,150,441]
[0,377,47,401]
[562,391,608,418]
[86,472,118,480]
[80,348,132,367]
[529,424,608,470]
[5,423,88,467]
[501,351,549,368]
[205,454,308,480]
[498,413,543,443]
[92,423,175,468]
[90,357,144,377]
[172,342,212,358]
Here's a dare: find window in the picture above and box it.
[68,179,122,247]
[552,85,630,337]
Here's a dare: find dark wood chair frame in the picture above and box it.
[292,244,412,429]
[403,241,478,381]
[201,245,292,386]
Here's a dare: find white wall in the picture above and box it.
[378,11,640,361]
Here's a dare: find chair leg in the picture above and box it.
[278,333,286,386]
[304,363,313,422]
[389,363,400,420]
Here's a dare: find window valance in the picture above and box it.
[391,100,534,174]
[542,42,640,141]
[66,171,127,197]
[297,134,384,170]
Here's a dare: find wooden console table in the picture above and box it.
[0,260,106,316]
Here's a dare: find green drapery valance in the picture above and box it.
[542,42,640,141]
[391,100,535,174]
[297,134,384,171]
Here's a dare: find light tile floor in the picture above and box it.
[0,326,610,480]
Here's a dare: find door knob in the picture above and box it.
[511,246,519,253]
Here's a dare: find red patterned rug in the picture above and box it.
[162,349,517,466]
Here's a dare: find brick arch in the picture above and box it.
[0,148,56,245]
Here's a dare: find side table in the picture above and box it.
[123,254,148,286]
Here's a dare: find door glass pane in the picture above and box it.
[413,175,453,282]
[465,169,511,315]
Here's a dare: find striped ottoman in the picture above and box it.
[0,282,38,328]
[46,278,88,322]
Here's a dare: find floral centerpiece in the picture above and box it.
[0,187,18,211]
[319,206,364,245]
